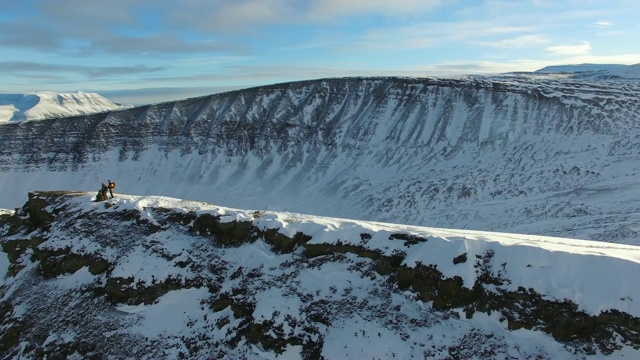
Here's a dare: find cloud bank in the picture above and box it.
[0,0,639,104]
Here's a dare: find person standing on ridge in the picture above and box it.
[108,179,116,198]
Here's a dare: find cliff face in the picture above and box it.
[0,76,639,243]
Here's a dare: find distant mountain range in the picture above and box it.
[535,63,640,80]
[0,91,130,123]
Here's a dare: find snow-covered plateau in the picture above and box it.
[1,74,640,244]
[535,63,640,80]
[0,91,129,123]
[0,191,639,359]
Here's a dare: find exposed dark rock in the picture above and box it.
[33,248,111,279]
[374,254,405,275]
[210,295,233,312]
[1,237,46,276]
[0,302,23,354]
[263,229,311,253]
[453,252,468,264]
[21,191,85,232]
[388,233,428,245]
[163,209,197,226]
[191,213,259,247]
[104,276,204,305]
[303,243,381,260]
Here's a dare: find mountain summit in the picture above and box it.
[0,91,129,123]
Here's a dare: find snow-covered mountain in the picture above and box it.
[0,75,640,245]
[1,191,639,358]
[0,91,129,123]
[535,63,640,80]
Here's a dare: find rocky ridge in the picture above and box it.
[1,191,639,359]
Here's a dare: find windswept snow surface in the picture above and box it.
[2,192,639,359]
[0,91,129,123]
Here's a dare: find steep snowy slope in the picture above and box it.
[1,191,639,359]
[0,76,639,244]
[0,91,129,123]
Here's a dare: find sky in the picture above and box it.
[1,0,639,105]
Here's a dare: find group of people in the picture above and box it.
[96,180,116,202]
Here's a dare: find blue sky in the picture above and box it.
[1,0,639,104]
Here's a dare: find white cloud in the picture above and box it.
[347,21,533,52]
[308,0,443,20]
[404,59,555,75]
[473,34,549,48]
[166,0,446,32]
[166,0,298,32]
[595,21,613,27]
[210,0,297,29]
[39,0,143,25]
[546,42,591,56]
[549,53,640,65]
